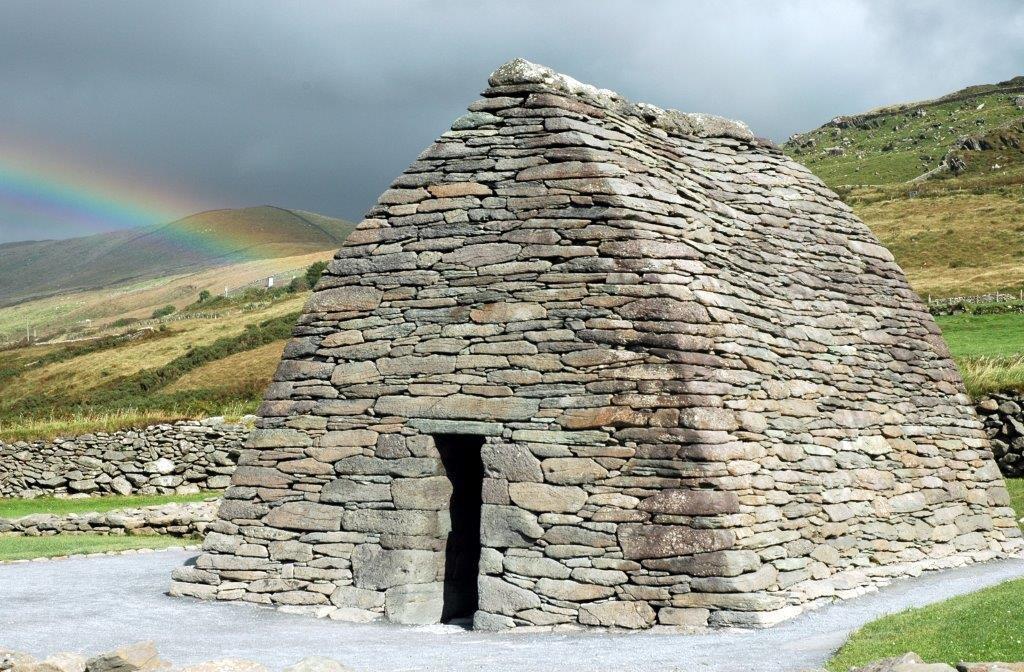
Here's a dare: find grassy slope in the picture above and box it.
[0,205,354,309]
[787,81,1024,186]
[0,492,215,519]
[827,577,1024,670]
[0,534,196,562]
[937,313,1024,358]
[0,249,331,342]
[0,291,302,440]
[826,478,1024,671]
[846,183,1024,298]
[785,77,1024,299]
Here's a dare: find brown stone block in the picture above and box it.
[308,286,384,312]
[264,502,342,532]
[638,489,740,516]
[618,524,735,560]
[469,301,547,323]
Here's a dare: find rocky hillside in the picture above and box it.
[0,205,354,307]
[786,76,1024,187]
[784,76,1024,298]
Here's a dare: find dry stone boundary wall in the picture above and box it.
[0,419,248,498]
[977,393,1024,477]
[0,501,217,539]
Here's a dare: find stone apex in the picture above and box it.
[488,58,754,141]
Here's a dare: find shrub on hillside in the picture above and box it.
[152,305,176,319]
[305,260,328,289]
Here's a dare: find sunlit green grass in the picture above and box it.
[937,313,1024,359]
[827,578,1024,671]
[1005,478,1024,522]
[0,492,217,519]
[934,313,1024,396]
[0,534,198,562]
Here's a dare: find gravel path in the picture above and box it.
[2,550,1023,671]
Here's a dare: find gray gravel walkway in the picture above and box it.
[2,550,1023,672]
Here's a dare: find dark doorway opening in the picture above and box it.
[435,434,485,624]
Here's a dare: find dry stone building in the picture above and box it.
[171,59,1022,630]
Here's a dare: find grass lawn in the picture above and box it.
[1005,478,1024,521]
[936,313,1024,359]
[826,577,1024,670]
[0,491,217,519]
[934,313,1024,396]
[826,478,1024,670]
[0,534,198,563]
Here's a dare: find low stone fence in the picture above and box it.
[0,501,218,539]
[0,418,250,498]
[977,394,1024,477]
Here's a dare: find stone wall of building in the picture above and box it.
[171,59,1022,630]
[0,501,217,539]
[0,419,248,498]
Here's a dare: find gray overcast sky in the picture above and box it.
[1,0,1023,243]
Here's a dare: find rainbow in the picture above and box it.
[0,138,268,260]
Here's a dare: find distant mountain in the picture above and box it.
[785,76,1024,187]
[0,206,355,307]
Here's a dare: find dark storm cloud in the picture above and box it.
[1,0,1023,243]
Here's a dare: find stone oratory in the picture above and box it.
[171,59,1021,629]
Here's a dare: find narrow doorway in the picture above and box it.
[434,434,485,624]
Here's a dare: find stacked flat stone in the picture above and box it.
[0,419,246,498]
[0,501,217,539]
[976,394,1024,477]
[170,59,1022,630]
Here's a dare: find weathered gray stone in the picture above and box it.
[264,503,342,532]
[618,525,735,560]
[478,576,541,616]
[578,601,656,629]
[282,657,355,672]
[508,483,586,513]
[85,642,166,672]
[481,505,543,547]
[308,287,383,312]
[351,545,440,590]
[481,443,543,482]
[384,583,444,625]
[391,477,453,510]
[321,479,391,503]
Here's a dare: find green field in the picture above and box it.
[936,312,1024,358]
[936,312,1024,395]
[0,492,215,519]
[0,534,197,563]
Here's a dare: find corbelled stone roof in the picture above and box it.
[488,58,755,141]
[172,59,1022,631]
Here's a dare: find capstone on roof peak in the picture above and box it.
[487,58,755,142]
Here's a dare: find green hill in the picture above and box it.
[0,206,355,308]
[784,76,1024,299]
[786,76,1024,187]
